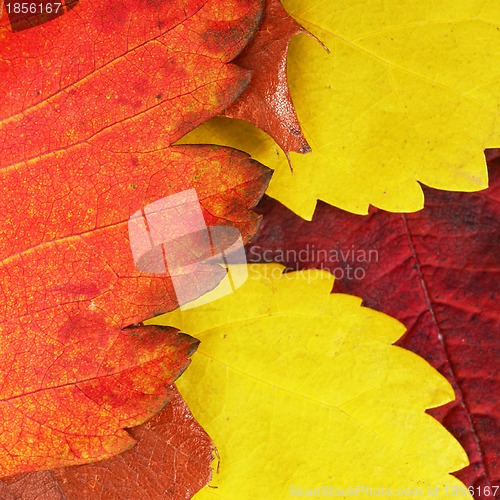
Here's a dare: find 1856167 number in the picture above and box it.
[5,2,62,14]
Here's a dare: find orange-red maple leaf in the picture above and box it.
[0,0,269,477]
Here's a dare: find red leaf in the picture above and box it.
[0,386,213,499]
[223,0,311,155]
[0,0,269,477]
[248,152,500,497]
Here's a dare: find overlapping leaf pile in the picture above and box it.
[249,152,500,494]
[0,387,213,499]
[182,0,500,218]
[0,0,498,498]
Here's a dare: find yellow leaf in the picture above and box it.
[150,264,471,498]
[179,0,500,219]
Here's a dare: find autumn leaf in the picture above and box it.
[222,0,310,156]
[247,153,500,494]
[152,264,470,498]
[0,387,213,499]
[0,0,270,477]
[180,0,500,219]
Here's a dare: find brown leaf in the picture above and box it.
[224,0,311,155]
